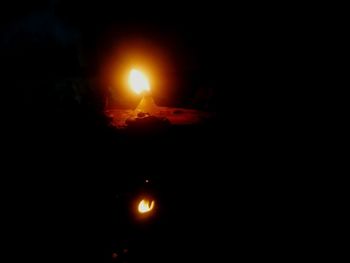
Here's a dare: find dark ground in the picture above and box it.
[0,1,317,262]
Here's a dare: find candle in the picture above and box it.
[129,68,158,115]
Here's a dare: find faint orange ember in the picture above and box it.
[138,199,155,213]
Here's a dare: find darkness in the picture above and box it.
[1,1,314,262]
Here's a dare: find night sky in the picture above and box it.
[1,1,312,262]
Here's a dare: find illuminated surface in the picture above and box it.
[138,199,155,214]
[105,108,215,128]
[129,69,150,94]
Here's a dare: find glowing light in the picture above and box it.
[138,199,155,214]
[129,69,150,94]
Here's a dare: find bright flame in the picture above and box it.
[129,69,150,94]
[138,199,155,214]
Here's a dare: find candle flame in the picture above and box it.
[129,69,150,94]
[138,199,155,213]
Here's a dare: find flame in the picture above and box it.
[138,199,155,214]
[129,69,150,94]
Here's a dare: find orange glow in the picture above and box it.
[138,199,155,214]
[103,38,177,109]
[128,69,150,94]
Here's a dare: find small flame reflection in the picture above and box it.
[138,199,155,213]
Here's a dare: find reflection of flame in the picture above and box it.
[129,69,150,94]
[138,199,155,213]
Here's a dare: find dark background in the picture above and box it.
[1,1,312,262]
